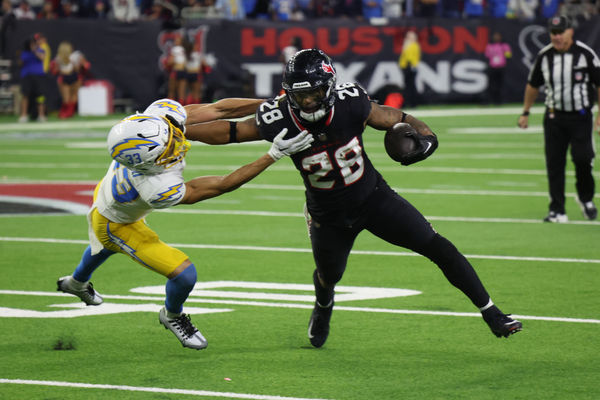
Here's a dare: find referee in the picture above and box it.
[518,16,600,222]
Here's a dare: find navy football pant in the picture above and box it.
[308,182,491,309]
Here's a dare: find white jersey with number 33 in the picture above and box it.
[93,160,187,224]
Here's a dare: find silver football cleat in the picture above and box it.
[57,276,103,306]
[159,307,208,350]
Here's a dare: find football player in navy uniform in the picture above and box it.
[186,49,522,347]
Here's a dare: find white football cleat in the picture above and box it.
[57,276,103,306]
[543,211,568,223]
[576,197,598,220]
[159,307,207,350]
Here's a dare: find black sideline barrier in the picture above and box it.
[3,17,599,110]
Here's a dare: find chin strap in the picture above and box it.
[300,108,327,122]
[288,103,335,132]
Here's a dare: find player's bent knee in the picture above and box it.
[315,269,339,289]
[321,274,343,288]
[171,263,197,291]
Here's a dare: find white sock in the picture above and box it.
[166,309,182,319]
[317,299,333,308]
[479,298,494,312]
[69,276,86,290]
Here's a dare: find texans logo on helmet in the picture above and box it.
[321,61,334,75]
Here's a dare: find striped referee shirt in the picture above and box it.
[528,40,600,112]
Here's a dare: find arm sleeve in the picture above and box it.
[353,84,372,123]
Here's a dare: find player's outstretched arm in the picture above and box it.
[179,129,313,204]
[184,98,264,125]
[185,116,262,144]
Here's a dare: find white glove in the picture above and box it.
[268,128,314,161]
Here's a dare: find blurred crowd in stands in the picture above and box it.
[1,0,599,27]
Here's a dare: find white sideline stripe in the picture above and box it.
[0,120,120,131]
[0,379,329,400]
[242,184,593,199]
[388,167,548,175]
[157,209,600,226]
[1,180,593,199]
[409,106,548,117]
[0,106,548,133]
[2,291,599,324]
[2,163,593,179]
[447,126,543,134]
[1,236,599,264]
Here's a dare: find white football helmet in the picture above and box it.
[143,98,187,132]
[107,114,190,175]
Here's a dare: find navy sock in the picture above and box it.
[73,246,114,282]
[165,264,197,315]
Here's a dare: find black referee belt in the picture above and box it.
[546,109,590,115]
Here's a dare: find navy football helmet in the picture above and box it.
[282,49,337,123]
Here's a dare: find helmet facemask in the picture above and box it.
[286,81,335,123]
[155,117,190,169]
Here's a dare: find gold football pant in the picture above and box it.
[90,208,188,277]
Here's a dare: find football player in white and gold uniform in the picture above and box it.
[57,98,313,350]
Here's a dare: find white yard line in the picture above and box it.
[1,236,599,263]
[1,290,599,325]
[4,162,598,180]
[2,202,600,224]
[0,379,330,400]
[409,106,549,117]
[446,126,543,134]
[157,209,600,226]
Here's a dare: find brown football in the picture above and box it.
[384,123,418,162]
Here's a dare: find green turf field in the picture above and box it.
[1,105,599,400]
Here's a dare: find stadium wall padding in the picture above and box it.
[3,17,599,110]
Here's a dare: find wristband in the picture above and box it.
[521,111,530,116]
[228,121,238,143]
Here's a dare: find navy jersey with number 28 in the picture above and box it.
[256,82,383,225]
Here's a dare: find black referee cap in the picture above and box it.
[548,16,571,33]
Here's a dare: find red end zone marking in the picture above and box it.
[0,183,96,207]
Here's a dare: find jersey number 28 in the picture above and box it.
[302,137,364,189]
